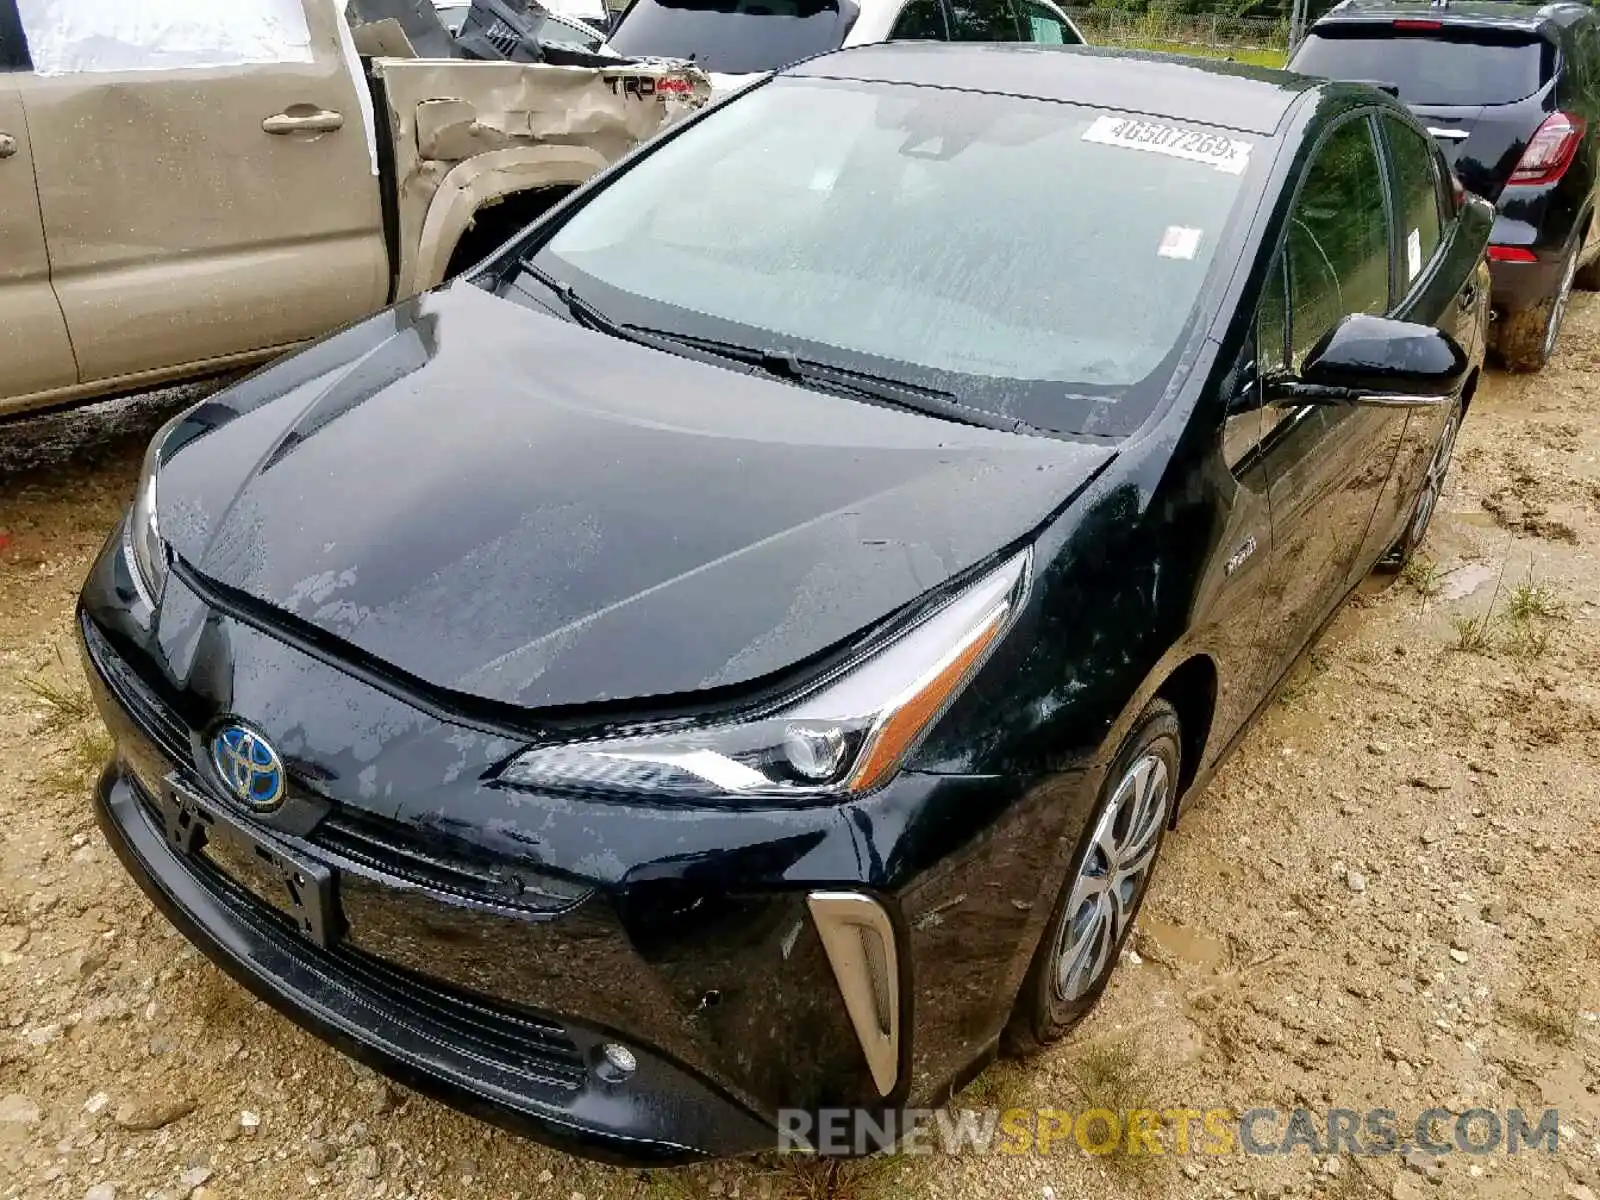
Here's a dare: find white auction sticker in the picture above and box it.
[1407,228,1423,280]
[1158,226,1203,260]
[1082,115,1251,175]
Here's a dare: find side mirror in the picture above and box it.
[1266,313,1469,408]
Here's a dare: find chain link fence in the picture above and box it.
[1061,4,1295,65]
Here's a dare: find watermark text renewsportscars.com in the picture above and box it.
[777,1106,1563,1158]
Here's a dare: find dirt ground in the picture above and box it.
[2,304,1599,1200]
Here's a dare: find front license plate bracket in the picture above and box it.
[153,777,342,949]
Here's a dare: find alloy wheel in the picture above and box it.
[1053,751,1174,1002]
[1406,402,1461,551]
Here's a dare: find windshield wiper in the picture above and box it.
[620,326,1041,434]
[511,266,1039,434]
[511,264,641,343]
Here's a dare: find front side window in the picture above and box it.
[1287,117,1391,368]
[1016,0,1077,44]
[945,0,1019,40]
[606,0,847,73]
[15,0,315,76]
[888,0,948,40]
[520,78,1256,436]
[1258,255,1289,381]
[1383,115,1444,289]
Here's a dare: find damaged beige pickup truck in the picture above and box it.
[0,0,708,419]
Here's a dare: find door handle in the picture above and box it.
[0,133,17,160]
[262,109,344,135]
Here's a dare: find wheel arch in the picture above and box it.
[1152,653,1219,811]
[404,146,609,296]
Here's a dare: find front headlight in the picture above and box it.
[497,548,1031,802]
[124,426,171,608]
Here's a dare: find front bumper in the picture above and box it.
[78,537,1092,1162]
[93,764,769,1164]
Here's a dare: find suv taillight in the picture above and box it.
[1508,111,1586,187]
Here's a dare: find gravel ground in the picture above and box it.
[2,305,1599,1200]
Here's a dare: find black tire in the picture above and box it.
[1001,699,1182,1057]
[1377,396,1462,573]
[1494,245,1578,372]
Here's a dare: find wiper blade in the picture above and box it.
[512,265,638,342]
[510,268,1039,434]
[623,327,1039,434]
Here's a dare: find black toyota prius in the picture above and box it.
[80,44,1490,1164]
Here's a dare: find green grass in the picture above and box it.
[1061,1041,1166,1184]
[1399,555,1445,599]
[21,669,96,730]
[1117,38,1286,68]
[1505,580,1568,622]
[1503,617,1552,659]
[1452,614,1495,654]
[961,1060,1030,1112]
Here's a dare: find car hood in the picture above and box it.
[158,284,1113,712]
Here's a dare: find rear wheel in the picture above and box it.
[1495,246,1578,372]
[1001,699,1180,1056]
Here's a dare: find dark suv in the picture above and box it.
[1291,0,1600,370]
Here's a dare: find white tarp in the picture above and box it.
[16,0,316,76]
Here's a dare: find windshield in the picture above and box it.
[1292,28,1553,106]
[607,0,848,73]
[515,78,1253,437]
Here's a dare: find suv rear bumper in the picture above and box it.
[1489,253,1567,315]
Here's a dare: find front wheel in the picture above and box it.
[1378,397,1462,573]
[1001,699,1181,1056]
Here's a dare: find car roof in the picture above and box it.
[1312,0,1591,32]
[782,43,1318,136]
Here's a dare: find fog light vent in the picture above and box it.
[807,891,900,1096]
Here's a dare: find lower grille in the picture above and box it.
[312,810,591,916]
[135,790,589,1092]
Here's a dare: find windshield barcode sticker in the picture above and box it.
[1082,116,1251,175]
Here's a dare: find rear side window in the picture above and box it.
[1292,28,1554,106]
[1017,1,1077,44]
[1287,117,1392,367]
[1383,115,1444,286]
[889,0,948,39]
[607,0,847,73]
